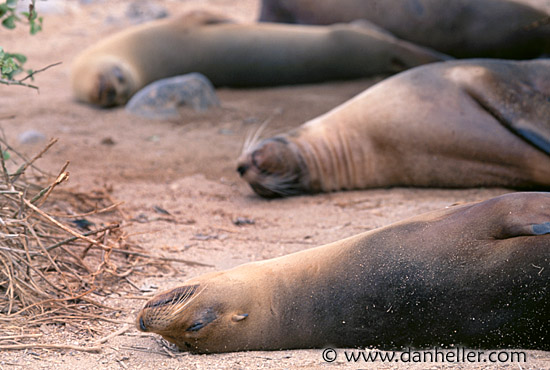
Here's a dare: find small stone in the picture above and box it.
[218,128,234,135]
[233,217,255,226]
[18,130,46,145]
[126,0,169,23]
[101,137,116,145]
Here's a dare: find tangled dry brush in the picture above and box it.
[0,136,147,344]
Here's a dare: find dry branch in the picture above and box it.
[0,138,153,348]
[0,343,102,353]
[94,324,131,345]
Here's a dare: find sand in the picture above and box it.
[1,1,548,369]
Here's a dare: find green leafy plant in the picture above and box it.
[0,47,27,79]
[0,0,48,89]
[0,0,19,29]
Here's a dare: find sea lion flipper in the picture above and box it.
[348,19,396,37]
[487,192,550,238]
[515,125,550,155]
[343,19,453,64]
[462,69,550,155]
[532,222,550,235]
[137,193,550,352]
[503,221,550,238]
[491,88,550,155]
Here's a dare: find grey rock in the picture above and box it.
[126,0,169,23]
[125,73,220,120]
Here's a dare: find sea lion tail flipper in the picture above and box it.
[348,19,396,36]
[346,19,453,64]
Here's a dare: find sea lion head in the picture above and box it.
[236,136,309,198]
[72,56,138,107]
[90,58,138,107]
[136,273,265,353]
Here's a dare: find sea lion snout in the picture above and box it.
[136,279,262,352]
[237,137,308,197]
[137,284,201,334]
[237,137,290,177]
[92,64,136,107]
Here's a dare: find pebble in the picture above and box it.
[18,130,46,144]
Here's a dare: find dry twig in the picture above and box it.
[0,139,153,349]
[94,324,131,345]
[0,343,102,353]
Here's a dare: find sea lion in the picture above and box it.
[259,0,550,59]
[71,11,448,107]
[136,192,550,353]
[236,59,550,198]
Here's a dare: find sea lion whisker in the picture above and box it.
[242,130,256,156]
[142,285,207,329]
[242,117,273,155]
[242,123,263,156]
[144,284,199,309]
[255,172,303,196]
[154,292,197,323]
[169,284,208,318]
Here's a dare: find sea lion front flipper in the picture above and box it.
[462,68,550,155]
[481,192,550,238]
[532,222,550,235]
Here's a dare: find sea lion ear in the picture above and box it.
[185,308,218,332]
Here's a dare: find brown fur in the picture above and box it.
[260,0,550,58]
[71,11,448,107]
[136,192,550,353]
[237,59,550,197]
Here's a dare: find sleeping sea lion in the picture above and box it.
[237,59,550,198]
[70,10,448,107]
[136,192,550,353]
[259,0,550,58]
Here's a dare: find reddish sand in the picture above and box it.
[1,1,548,369]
